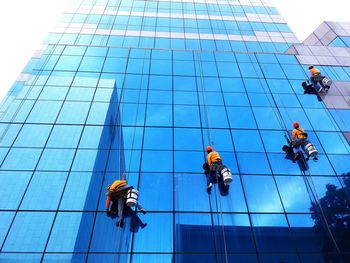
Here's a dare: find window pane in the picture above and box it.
[2,212,55,252]
[20,172,68,210]
[243,175,283,212]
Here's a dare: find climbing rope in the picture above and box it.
[126,49,148,178]
[197,51,229,263]
[253,56,343,259]
[115,48,149,182]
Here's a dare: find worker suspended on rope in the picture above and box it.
[204,146,232,193]
[106,179,147,228]
[301,81,322,101]
[308,65,331,93]
[291,122,318,162]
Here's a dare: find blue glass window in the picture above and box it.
[39,86,69,100]
[37,149,75,171]
[252,107,283,130]
[267,79,293,94]
[71,149,108,172]
[328,154,350,175]
[66,87,95,101]
[1,148,42,170]
[146,104,172,127]
[174,105,200,127]
[47,125,83,148]
[227,107,257,129]
[86,102,112,125]
[2,212,55,252]
[0,212,15,248]
[243,176,283,212]
[46,212,94,252]
[214,214,255,252]
[260,63,286,78]
[244,78,268,93]
[220,77,245,92]
[174,151,203,173]
[56,101,91,124]
[175,173,210,212]
[232,129,264,152]
[141,150,173,172]
[251,214,297,252]
[275,176,313,212]
[14,124,52,147]
[174,128,203,151]
[61,171,102,210]
[202,129,233,151]
[150,59,172,75]
[149,75,172,90]
[132,213,173,252]
[217,62,240,77]
[175,213,214,252]
[174,76,196,91]
[20,171,67,210]
[88,212,132,253]
[223,92,250,106]
[27,101,63,123]
[139,173,173,211]
[143,127,173,150]
[55,55,82,71]
[0,172,32,209]
[317,132,350,154]
[174,91,198,105]
[200,105,229,128]
[267,153,303,175]
[173,60,195,76]
[147,90,172,104]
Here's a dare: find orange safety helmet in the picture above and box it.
[293,122,299,128]
[206,146,213,153]
[308,65,314,70]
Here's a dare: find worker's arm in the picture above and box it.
[106,196,111,211]
[291,130,297,140]
[207,153,212,165]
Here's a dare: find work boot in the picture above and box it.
[117,218,124,228]
[313,156,318,161]
[206,183,213,194]
[141,209,147,215]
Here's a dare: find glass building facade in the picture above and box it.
[0,0,349,262]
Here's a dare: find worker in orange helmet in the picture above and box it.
[106,179,147,227]
[291,122,318,161]
[308,65,331,92]
[205,146,224,192]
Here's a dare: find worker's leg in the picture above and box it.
[135,203,147,214]
[117,198,125,220]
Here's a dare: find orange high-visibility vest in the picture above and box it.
[292,128,307,140]
[207,151,222,165]
[109,180,127,191]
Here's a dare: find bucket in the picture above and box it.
[322,77,332,87]
[221,168,232,185]
[126,189,139,207]
[305,143,318,157]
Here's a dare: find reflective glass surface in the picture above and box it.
[0,0,349,262]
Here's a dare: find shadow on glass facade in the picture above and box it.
[0,0,349,262]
